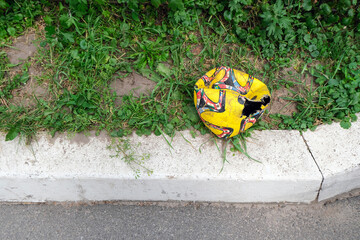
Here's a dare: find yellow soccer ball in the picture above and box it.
[194,66,271,138]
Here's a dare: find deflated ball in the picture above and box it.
[194,66,271,138]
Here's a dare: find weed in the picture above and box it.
[130,38,169,70]
[0,71,29,99]
[108,137,153,179]
[260,0,294,41]
[0,0,42,41]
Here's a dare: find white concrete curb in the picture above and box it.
[302,114,360,202]
[0,114,359,203]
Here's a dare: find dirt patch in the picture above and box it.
[246,54,266,73]
[181,44,203,70]
[110,72,157,106]
[6,33,37,65]
[27,64,48,97]
[3,31,50,107]
[191,45,203,56]
[10,63,49,107]
[268,88,298,116]
[268,66,317,116]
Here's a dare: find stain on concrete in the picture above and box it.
[77,184,87,201]
[48,131,111,146]
[68,133,91,146]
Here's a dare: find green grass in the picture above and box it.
[0,0,359,146]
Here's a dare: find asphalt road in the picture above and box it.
[0,195,359,240]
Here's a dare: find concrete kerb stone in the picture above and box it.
[302,113,360,202]
[0,129,322,203]
[0,113,359,203]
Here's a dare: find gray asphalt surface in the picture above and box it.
[0,195,359,240]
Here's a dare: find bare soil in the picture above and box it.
[268,66,317,116]
[190,45,203,56]
[6,33,37,65]
[268,87,298,116]
[10,62,49,107]
[110,72,157,107]
[3,31,49,107]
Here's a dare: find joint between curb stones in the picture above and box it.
[300,132,324,202]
